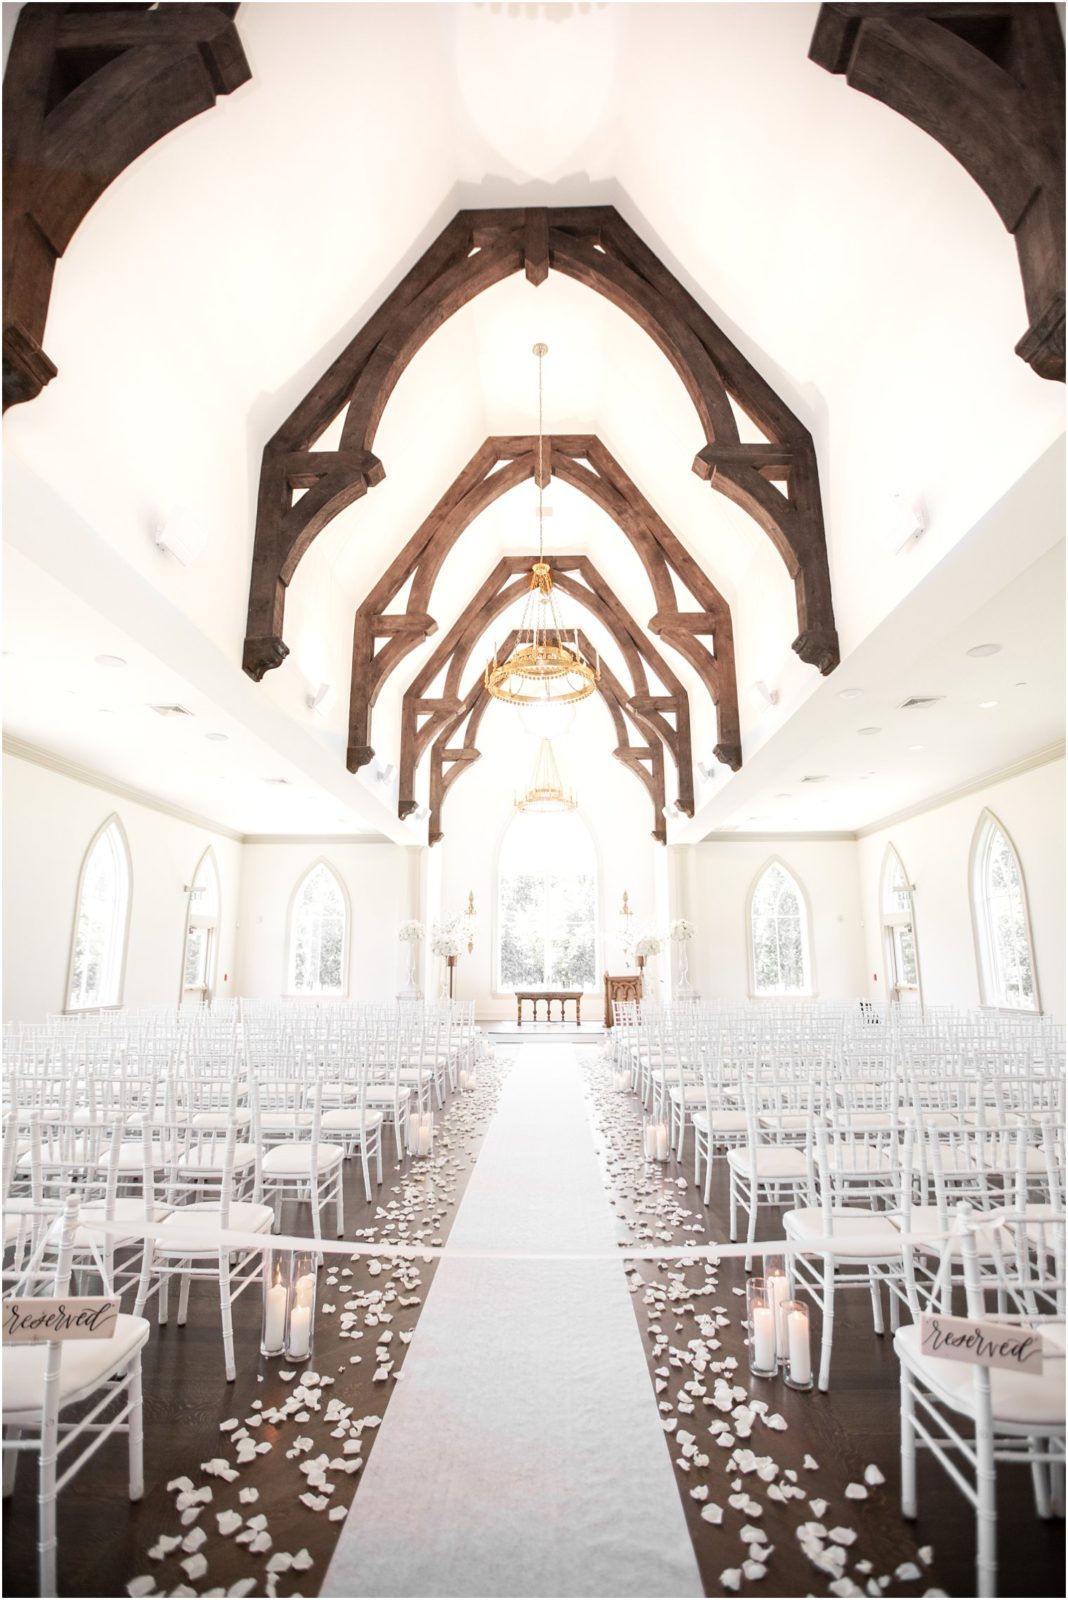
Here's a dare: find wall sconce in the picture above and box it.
[155,506,208,566]
[879,492,927,554]
[462,890,477,954]
[748,680,779,712]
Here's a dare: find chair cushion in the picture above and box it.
[895,1321,1066,1426]
[262,1142,344,1175]
[46,1199,172,1251]
[2,1314,150,1425]
[177,1143,257,1173]
[191,1110,252,1131]
[154,1202,274,1253]
[693,1109,749,1133]
[784,1206,904,1259]
[891,1208,1015,1257]
[321,1109,384,1133]
[727,1145,809,1178]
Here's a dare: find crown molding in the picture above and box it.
[2,737,391,847]
[3,735,246,841]
[700,829,858,843]
[242,833,392,846]
[855,742,1067,839]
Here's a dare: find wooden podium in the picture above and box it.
[603,971,642,1027]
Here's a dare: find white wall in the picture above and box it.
[856,756,1065,1022]
[3,751,243,1023]
[234,842,415,1003]
[679,837,866,1003]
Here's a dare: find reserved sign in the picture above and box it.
[2,1297,120,1344]
[919,1312,1045,1373]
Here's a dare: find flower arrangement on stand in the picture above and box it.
[397,919,423,997]
[431,921,461,999]
[669,917,696,997]
[634,933,661,987]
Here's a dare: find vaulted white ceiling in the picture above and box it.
[3,2,1063,839]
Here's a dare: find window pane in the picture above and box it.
[290,864,346,994]
[751,864,809,995]
[69,822,128,1009]
[498,816,596,991]
[184,926,207,988]
[979,823,1037,1010]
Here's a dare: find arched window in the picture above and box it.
[880,846,920,1003]
[497,811,597,991]
[67,816,131,1010]
[182,847,221,1002]
[288,861,348,996]
[970,813,1038,1011]
[749,860,811,996]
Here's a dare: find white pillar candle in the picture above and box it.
[766,1271,789,1357]
[288,1304,311,1361]
[264,1282,287,1351]
[788,1306,812,1386]
[656,1123,670,1161]
[644,1125,656,1159]
[752,1304,775,1371]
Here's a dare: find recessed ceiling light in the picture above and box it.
[857,726,881,736]
[264,777,289,785]
[774,792,792,799]
[1015,681,1028,688]
[94,654,126,668]
[801,775,828,783]
[204,732,228,742]
[979,700,999,709]
[966,643,1001,658]
[910,744,924,751]
[97,707,115,714]
[838,688,863,701]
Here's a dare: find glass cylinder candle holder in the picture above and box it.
[642,1114,670,1162]
[746,1277,777,1378]
[613,1070,630,1093]
[407,1109,434,1157]
[261,1248,289,1358]
[782,1298,813,1391]
[459,1066,478,1092]
[285,1248,318,1364]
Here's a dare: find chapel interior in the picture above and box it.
[1,4,1066,1599]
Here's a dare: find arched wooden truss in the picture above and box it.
[810,3,1064,382]
[2,3,250,410]
[244,204,839,683]
[428,628,668,846]
[401,555,695,844]
[350,434,742,778]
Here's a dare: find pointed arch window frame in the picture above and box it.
[746,856,815,1000]
[285,858,351,999]
[65,814,133,1013]
[969,810,1041,1013]
[181,845,222,1004]
[880,844,923,1006]
[493,807,602,996]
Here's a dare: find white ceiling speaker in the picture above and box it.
[695,761,718,782]
[748,680,778,711]
[306,682,331,712]
[374,759,396,784]
[879,492,927,554]
[155,506,208,566]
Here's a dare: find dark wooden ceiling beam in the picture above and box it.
[347,433,742,780]
[426,629,668,845]
[245,204,838,683]
[2,3,249,410]
[810,3,1064,381]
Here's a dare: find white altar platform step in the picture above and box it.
[482,1019,605,1045]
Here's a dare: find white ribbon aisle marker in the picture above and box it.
[322,1043,704,1599]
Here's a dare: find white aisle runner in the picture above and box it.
[322,1044,703,1599]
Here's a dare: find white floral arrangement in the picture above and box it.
[431,919,461,959]
[634,933,662,958]
[669,918,696,942]
[398,920,424,943]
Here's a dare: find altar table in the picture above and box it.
[515,990,582,1025]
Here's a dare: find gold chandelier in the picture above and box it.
[516,739,577,814]
[484,343,599,709]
